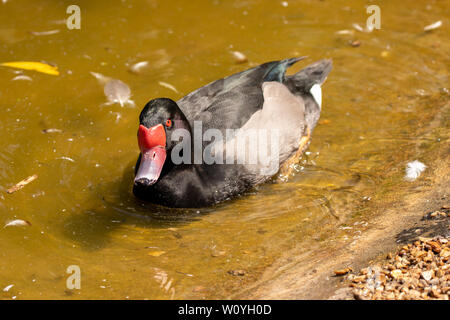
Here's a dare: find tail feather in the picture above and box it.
[263,56,307,83]
[285,59,333,92]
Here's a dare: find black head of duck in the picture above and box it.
[133,57,332,208]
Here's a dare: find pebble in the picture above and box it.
[334,267,353,276]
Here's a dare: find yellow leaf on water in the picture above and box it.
[148,251,166,257]
[0,61,59,75]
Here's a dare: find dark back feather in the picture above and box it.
[177,58,332,133]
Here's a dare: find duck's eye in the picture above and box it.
[165,119,172,128]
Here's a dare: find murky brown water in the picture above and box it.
[0,0,448,299]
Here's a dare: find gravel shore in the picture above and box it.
[348,235,449,300]
[328,205,450,300]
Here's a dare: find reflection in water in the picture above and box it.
[0,0,448,299]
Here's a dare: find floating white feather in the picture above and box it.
[4,219,31,228]
[424,20,442,31]
[404,160,426,181]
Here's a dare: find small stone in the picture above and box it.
[430,289,441,298]
[353,291,369,300]
[386,292,396,300]
[391,269,403,279]
[334,267,353,276]
[440,248,450,258]
[421,270,434,282]
[352,275,366,283]
[428,241,441,253]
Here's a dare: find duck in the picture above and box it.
[133,57,332,208]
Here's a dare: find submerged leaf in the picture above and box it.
[0,61,59,75]
[91,72,134,107]
[104,79,133,107]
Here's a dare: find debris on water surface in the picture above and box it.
[3,284,14,292]
[148,250,166,257]
[12,74,33,81]
[29,30,60,36]
[176,270,194,277]
[230,51,248,64]
[158,81,179,93]
[424,20,442,32]
[211,250,226,257]
[129,61,149,74]
[104,79,134,107]
[228,269,246,276]
[319,119,331,125]
[4,219,32,228]
[91,72,135,107]
[350,40,361,47]
[404,160,426,181]
[153,267,175,298]
[352,23,364,32]
[6,174,38,194]
[335,29,355,35]
[0,61,59,76]
[381,50,390,58]
[90,71,110,85]
[57,156,75,162]
[352,23,374,33]
[42,128,62,133]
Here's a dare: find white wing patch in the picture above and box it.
[310,84,322,108]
